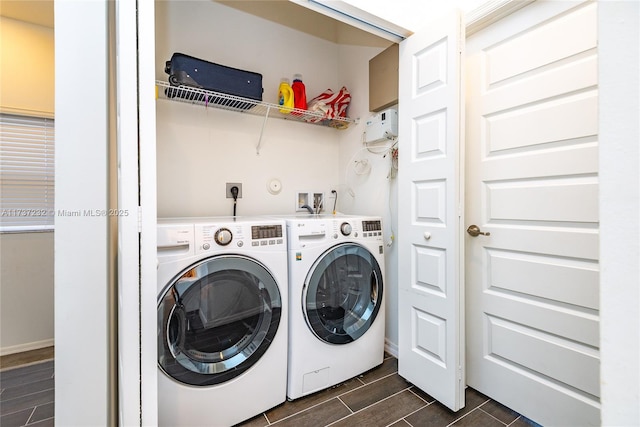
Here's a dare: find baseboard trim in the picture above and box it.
[1,339,54,356]
[384,338,398,358]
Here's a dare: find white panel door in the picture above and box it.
[465,1,600,425]
[397,10,465,412]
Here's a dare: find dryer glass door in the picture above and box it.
[158,255,282,386]
[304,243,383,344]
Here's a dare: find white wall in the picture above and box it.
[0,16,54,355]
[156,1,354,218]
[336,43,399,351]
[0,16,54,117]
[154,0,400,350]
[599,1,640,425]
[0,233,54,354]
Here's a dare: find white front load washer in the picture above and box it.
[285,215,386,400]
[156,217,288,427]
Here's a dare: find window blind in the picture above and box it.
[0,113,55,232]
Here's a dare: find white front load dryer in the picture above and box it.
[156,217,288,427]
[285,215,386,400]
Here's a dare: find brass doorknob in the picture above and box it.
[467,225,490,237]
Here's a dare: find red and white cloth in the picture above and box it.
[305,87,351,123]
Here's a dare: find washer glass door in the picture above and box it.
[158,255,282,386]
[304,243,383,344]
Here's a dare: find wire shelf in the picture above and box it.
[155,80,355,130]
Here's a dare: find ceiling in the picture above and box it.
[0,0,54,28]
[216,0,393,48]
[0,0,392,48]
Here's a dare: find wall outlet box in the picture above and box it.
[296,192,324,213]
[364,108,398,143]
[226,182,242,198]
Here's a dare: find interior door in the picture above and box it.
[397,10,465,412]
[464,1,600,426]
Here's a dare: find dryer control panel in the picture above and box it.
[328,218,383,241]
[361,220,383,238]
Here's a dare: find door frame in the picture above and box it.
[121,1,639,425]
[598,1,640,424]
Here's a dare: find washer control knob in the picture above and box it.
[202,243,211,250]
[340,222,352,236]
[214,228,232,246]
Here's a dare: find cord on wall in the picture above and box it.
[331,190,337,214]
[230,186,239,217]
[341,131,398,247]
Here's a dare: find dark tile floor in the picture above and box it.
[238,354,541,427]
[0,359,54,427]
[0,350,541,427]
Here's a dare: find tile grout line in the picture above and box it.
[265,367,404,426]
[444,407,480,427]
[444,398,491,427]
[507,415,524,426]
[260,412,271,425]
[403,417,417,427]
[398,401,435,427]
[324,386,418,427]
[24,406,37,426]
[406,386,435,405]
[30,415,55,425]
[356,369,401,387]
[384,417,410,427]
[265,369,399,426]
[267,396,348,426]
[0,391,55,419]
[1,385,56,404]
[0,375,55,392]
[336,395,354,416]
[268,395,353,427]
[478,406,511,426]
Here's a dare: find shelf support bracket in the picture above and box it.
[256,105,271,155]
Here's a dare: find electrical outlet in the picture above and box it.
[226,183,242,198]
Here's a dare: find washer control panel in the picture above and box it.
[214,228,233,246]
[340,222,352,236]
[195,221,285,252]
[250,224,284,247]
